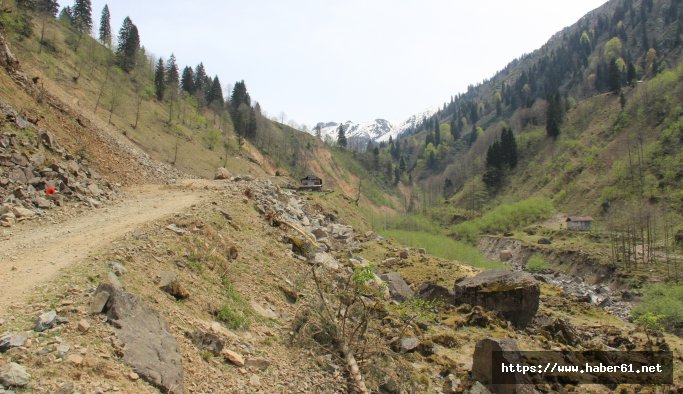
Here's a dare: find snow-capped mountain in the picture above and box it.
[312,107,437,147]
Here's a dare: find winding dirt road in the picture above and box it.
[0,185,204,312]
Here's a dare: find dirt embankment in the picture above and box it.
[478,235,621,288]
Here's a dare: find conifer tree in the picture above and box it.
[31,0,59,16]
[115,17,140,72]
[230,80,251,109]
[154,58,165,101]
[180,66,195,94]
[337,123,347,148]
[193,63,208,96]
[545,92,563,139]
[72,0,92,33]
[165,54,180,95]
[58,6,73,24]
[98,5,111,48]
[206,76,224,106]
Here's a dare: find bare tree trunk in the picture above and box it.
[133,95,142,129]
[94,66,111,112]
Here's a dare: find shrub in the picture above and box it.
[526,254,549,272]
[631,283,683,330]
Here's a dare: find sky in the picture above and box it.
[73,0,607,127]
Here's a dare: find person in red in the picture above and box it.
[45,185,57,195]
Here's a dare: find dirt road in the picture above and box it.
[0,185,204,312]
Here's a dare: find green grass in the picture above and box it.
[525,254,549,272]
[381,229,507,270]
[451,197,555,242]
[631,283,683,330]
[217,278,252,330]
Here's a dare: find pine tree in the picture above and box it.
[154,58,165,101]
[608,58,622,92]
[193,63,208,95]
[58,6,73,24]
[337,123,347,148]
[180,66,195,94]
[72,0,92,33]
[115,17,140,72]
[500,128,518,169]
[98,5,111,48]
[206,76,224,106]
[546,92,562,139]
[33,0,59,16]
[165,54,180,95]
[230,80,251,109]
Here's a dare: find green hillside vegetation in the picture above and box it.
[0,0,337,180]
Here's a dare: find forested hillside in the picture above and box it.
[348,0,682,220]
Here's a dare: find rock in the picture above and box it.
[314,252,340,271]
[77,319,90,333]
[364,231,374,239]
[92,283,184,394]
[443,374,462,393]
[397,337,418,353]
[417,248,427,254]
[221,349,245,367]
[250,301,279,320]
[249,374,260,387]
[11,206,35,219]
[0,333,26,352]
[56,382,75,394]
[468,381,492,394]
[90,290,111,314]
[311,228,327,240]
[67,354,84,366]
[245,357,270,371]
[499,250,513,261]
[33,197,50,209]
[453,270,539,328]
[34,310,57,332]
[158,271,189,300]
[189,330,225,356]
[416,282,452,304]
[128,371,140,381]
[379,272,414,302]
[214,167,231,180]
[0,362,30,387]
[165,224,187,235]
[541,319,579,346]
[537,238,551,245]
[472,338,534,394]
[382,257,399,266]
[398,249,409,259]
[108,261,127,276]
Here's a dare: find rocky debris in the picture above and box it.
[379,272,414,302]
[472,338,534,394]
[468,381,493,394]
[34,310,57,332]
[0,333,26,352]
[250,301,279,320]
[453,270,539,328]
[398,249,409,259]
[538,318,580,346]
[314,252,340,271]
[0,362,30,387]
[108,261,127,276]
[221,349,245,367]
[0,125,118,228]
[158,271,190,300]
[77,319,90,333]
[214,167,232,180]
[92,283,184,394]
[245,357,271,371]
[188,330,225,356]
[165,223,187,235]
[394,337,419,353]
[416,282,452,304]
[56,382,75,394]
[89,289,111,314]
[537,238,551,245]
[499,249,512,261]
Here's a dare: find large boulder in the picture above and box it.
[379,272,414,302]
[214,167,231,180]
[416,282,452,304]
[453,270,539,328]
[92,283,184,394]
[472,338,535,394]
